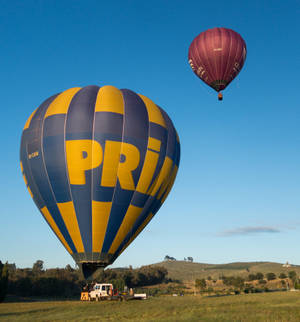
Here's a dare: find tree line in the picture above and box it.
[164,255,193,262]
[195,270,300,295]
[0,260,169,301]
[0,261,9,302]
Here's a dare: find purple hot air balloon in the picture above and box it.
[188,27,247,100]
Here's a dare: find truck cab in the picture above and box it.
[89,283,113,300]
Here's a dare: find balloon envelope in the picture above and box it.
[20,85,180,279]
[188,27,247,92]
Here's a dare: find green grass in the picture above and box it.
[1,292,300,321]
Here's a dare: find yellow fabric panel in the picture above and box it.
[148,156,173,197]
[95,85,124,114]
[20,161,28,185]
[138,94,166,128]
[45,87,81,118]
[57,202,84,253]
[27,186,33,198]
[92,201,112,252]
[157,161,176,199]
[160,165,178,204]
[23,174,28,186]
[66,140,103,185]
[136,149,159,194]
[23,108,37,130]
[119,212,154,256]
[109,205,143,254]
[40,206,73,254]
[148,137,161,152]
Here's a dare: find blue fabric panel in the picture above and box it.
[21,94,76,252]
[43,115,72,203]
[130,192,149,208]
[92,112,123,202]
[65,85,99,253]
[112,105,181,258]
[120,89,148,187]
[20,95,58,209]
[101,89,149,253]
[145,123,168,192]
[159,107,177,161]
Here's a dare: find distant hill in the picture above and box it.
[150,261,300,282]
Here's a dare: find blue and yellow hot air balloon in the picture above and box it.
[20,85,180,279]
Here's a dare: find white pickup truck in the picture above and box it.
[89,283,114,301]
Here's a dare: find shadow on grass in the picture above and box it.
[0,307,56,318]
[4,295,78,303]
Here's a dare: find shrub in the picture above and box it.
[195,278,206,290]
[256,272,264,280]
[288,271,297,280]
[248,274,256,281]
[266,273,276,281]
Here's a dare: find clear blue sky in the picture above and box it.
[1,0,300,269]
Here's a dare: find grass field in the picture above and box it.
[152,261,300,282]
[1,291,300,321]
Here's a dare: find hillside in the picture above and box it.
[150,261,300,282]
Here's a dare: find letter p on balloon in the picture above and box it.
[66,139,141,190]
[66,140,103,185]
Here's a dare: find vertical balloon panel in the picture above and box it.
[20,85,180,279]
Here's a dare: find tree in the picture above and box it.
[195,278,206,291]
[256,272,264,280]
[231,277,245,291]
[221,276,244,291]
[248,274,257,281]
[0,261,9,302]
[65,264,74,273]
[122,271,134,287]
[33,260,44,274]
[164,255,176,261]
[288,271,297,280]
[288,271,297,288]
[266,272,276,281]
[279,273,287,279]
